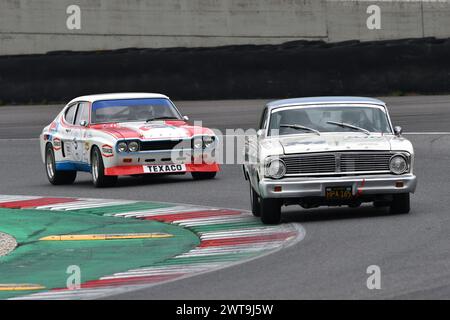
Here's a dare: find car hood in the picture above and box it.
[274,133,397,154]
[91,121,212,140]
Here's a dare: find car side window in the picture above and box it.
[64,104,78,125]
[75,102,90,126]
[259,108,268,129]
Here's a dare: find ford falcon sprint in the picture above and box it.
[40,93,219,187]
[243,97,417,224]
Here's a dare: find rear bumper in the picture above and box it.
[105,163,219,176]
[258,174,417,199]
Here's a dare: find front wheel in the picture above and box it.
[191,172,217,180]
[45,144,77,185]
[91,147,117,188]
[249,183,261,217]
[260,198,282,225]
[390,193,410,214]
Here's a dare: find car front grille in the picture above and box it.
[283,154,336,175]
[140,139,191,151]
[281,152,393,176]
[340,153,391,173]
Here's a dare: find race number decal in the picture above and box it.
[144,164,186,174]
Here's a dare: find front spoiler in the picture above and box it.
[259,174,417,198]
[104,163,219,176]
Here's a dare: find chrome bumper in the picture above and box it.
[258,174,417,199]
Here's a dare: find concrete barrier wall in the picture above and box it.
[1,0,450,55]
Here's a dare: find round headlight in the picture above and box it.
[266,159,286,179]
[193,138,203,149]
[390,155,408,175]
[203,136,215,148]
[117,142,128,153]
[128,141,139,152]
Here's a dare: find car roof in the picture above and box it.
[266,96,386,111]
[68,93,170,104]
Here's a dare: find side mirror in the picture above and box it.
[182,115,189,121]
[257,129,265,138]
[394,126,403,136]
[80,120,88,127]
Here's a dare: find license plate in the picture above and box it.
[325,186,353,200]
[143,164,186,174]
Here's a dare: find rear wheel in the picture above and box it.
[249,183,261,217]
[91,146,117,188]
[45,144,77,185]
[390,193,410,214]
[191,172,217,180]
[260,198,282,225]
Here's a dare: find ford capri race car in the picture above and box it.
[40,93,219,187]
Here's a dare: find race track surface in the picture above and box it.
[0,95,450,299]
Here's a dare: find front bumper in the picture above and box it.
[103,149,218,176]
[259,174,417,198]
[105,163,219,176]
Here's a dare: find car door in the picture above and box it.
[72,102,90,165]
[61,103,79,162]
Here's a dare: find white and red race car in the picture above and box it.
[40,93,220,187]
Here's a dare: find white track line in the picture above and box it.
[111,206,213,218]
[125,263,221,273]
[0,195,42,203]
[199,227,294,239]
[174,215,255,226]
[36,200,138,211]
[176,244,282,258]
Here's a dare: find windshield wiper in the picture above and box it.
[326,121,370,135]
[146,117,179,122]
[280,124,321,135]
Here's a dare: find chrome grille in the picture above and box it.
[282,152,393,176]
[283,154,336,174]
[340,153,391,173]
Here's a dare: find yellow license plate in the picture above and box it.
[325,186,353,200]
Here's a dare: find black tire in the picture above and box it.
[249,183,261,217]
[373,201,390,208]
[390,193,410,214]
[191,172,217,180]
[91,146,118,188]
[45,144,77,185]
[260,198,282,225]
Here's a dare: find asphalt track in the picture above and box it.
[1,95,450,299]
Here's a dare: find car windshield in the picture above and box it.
[91,98,181,124]
[268,105,392,136]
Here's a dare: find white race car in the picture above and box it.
[244,97,417,224]
[40,93,220,187]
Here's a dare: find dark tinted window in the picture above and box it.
[268,106,392,136]
[91,98,181,124]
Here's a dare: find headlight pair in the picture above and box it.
[264,154,410,178]
[117,141,140,153]
[192,136,216,149]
